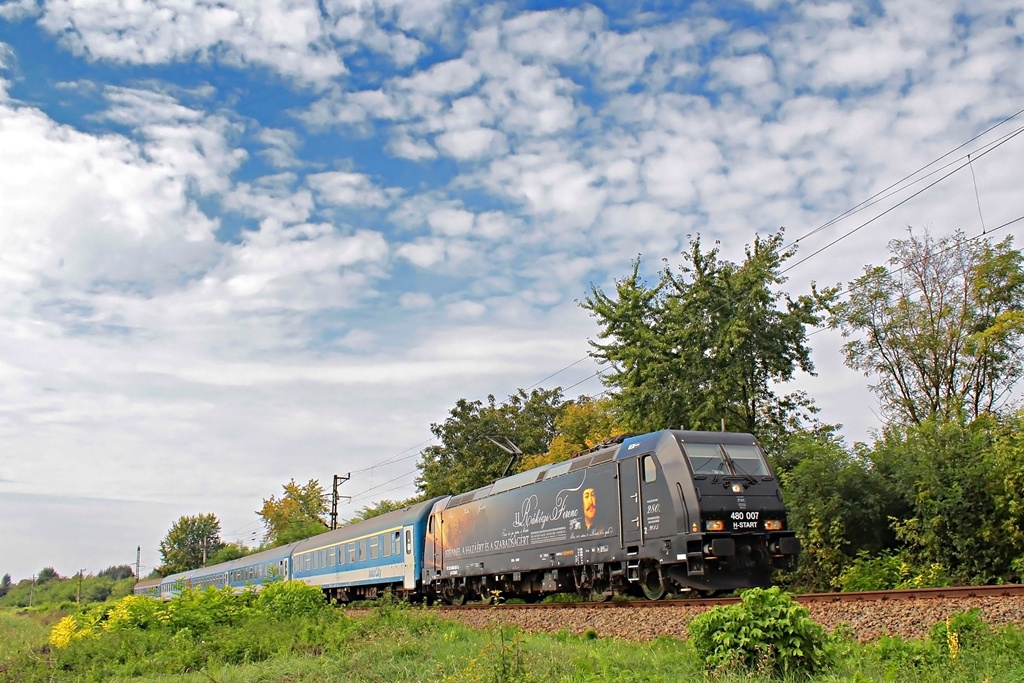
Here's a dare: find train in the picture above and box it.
[135,429,800,603]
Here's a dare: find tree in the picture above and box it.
[519,396,625,470]
[416,388,567,497]
[582,230,835,449]
[208,542,252,565]
[345,495,427,524]
[157,513,225,576]
[36,567,59,584]
[0,573,10,597]
[96,565,135,581]
[831,229,1024,425]
[258,479,329,546]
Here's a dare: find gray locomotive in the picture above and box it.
[422,429,799,602]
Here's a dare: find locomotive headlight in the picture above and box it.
[764,520,783,531]
[706,520,725,531]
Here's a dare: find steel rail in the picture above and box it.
[435,583,1024,611]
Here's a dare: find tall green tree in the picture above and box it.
[416,388,566,497]
[157,513,225,576]
[582,230,835,449]
[0,573,10,597]
[258,479,329,546]
[831,229,1024,425]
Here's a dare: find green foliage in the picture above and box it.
[258,478,330,546]
[157,512,226,575]
[778,432,902,591]
[346,494,429,523]
[35,567,59,584]
[837,551,950,591]
[0,573,10,597]
[928,608,989,659]
[521,396,626,470]
[687,586,833,678]
[873,414,1024,583]
[417,387,567,497]
[832,229,1024,425]
[207,540,253,565]
[5,596,1024,683]
[582,230,836,453]
[96,564,135,580]
[541,592,584,603]
[253,579,327,618]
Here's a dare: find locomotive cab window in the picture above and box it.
[642,454,657,483]
[682,443,728,476]
[722,444,771,477]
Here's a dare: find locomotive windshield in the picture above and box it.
[682,442,770,477]
[683,443,728,475]
[722,444,770,477]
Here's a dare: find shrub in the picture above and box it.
[253,579,327,618]
[687,586,833,678]
[837,551,950,591]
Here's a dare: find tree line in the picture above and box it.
[146,227,1024,590]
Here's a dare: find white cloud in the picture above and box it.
[257,127,302,168]
[426,207,474,236]
[308,171,394,207]
[0,0,38,20]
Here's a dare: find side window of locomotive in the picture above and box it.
[722,444,771,477]
[682,443,727,476]
[642,454,658,483]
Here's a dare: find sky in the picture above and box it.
[1,0,1022,583]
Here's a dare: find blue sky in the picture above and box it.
[1,0,1022,582]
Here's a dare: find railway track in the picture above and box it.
[424,584,1024,642]
[441,582,1024,610]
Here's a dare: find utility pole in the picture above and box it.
[330,473,351,530]
[29,575,35,607]
[136,546,141,583]
[77,569,85,604]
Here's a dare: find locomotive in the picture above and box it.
[136,429,799,602]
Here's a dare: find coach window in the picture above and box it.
[394,531,401,556]
[339,545,345,565]
[642,454,658,483]
[370,536,379,560]
[383,534,392,558]
[348,543,356,563]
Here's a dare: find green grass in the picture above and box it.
[3,599,1024,683]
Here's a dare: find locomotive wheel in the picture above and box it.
[450,591,467,606]
[640,567,666,601]
[589,587,611,603]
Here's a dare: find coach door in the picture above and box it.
[618,456,643,547]
[402,526,416,589]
